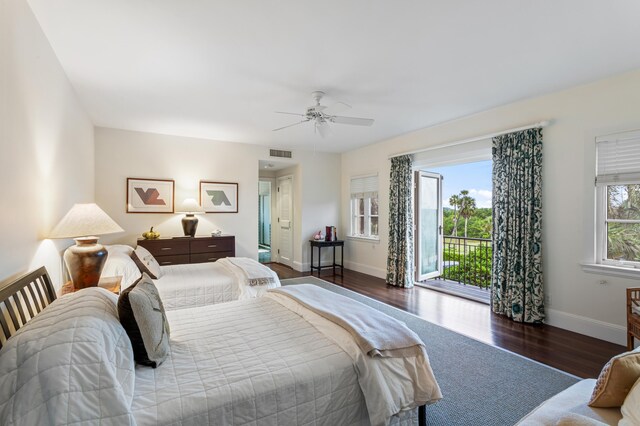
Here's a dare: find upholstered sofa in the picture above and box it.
[517,347,640,426]
[517,379,620,425]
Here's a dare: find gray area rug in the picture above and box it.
[281,277,579,426]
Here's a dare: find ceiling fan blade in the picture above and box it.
[330,115,374,126]
[323,101,351,116]
[272,119,310,132]
[275,111,305,117]
[316,120,332,138]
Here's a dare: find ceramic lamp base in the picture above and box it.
[182,214,198,237]
[64,237,108,290]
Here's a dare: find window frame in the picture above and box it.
[349,174,379,241]
[595,182,640,269]
[350,195,379,239]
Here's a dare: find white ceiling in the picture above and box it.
[27,0,640,153]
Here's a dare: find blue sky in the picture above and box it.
[428,160,493,208]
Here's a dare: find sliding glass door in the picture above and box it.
[415,171,443,281]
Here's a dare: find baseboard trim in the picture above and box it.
[546,308,627,346]
[343,260,386,279]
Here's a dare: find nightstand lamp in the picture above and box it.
[50,203,123,290]
[177,198,204,237]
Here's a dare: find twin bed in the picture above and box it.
[0,264,441,425]
[102,245,281,310]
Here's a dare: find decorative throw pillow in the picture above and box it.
[588,347,640,407]
[118,273,170,367]
[103,250,142,289]
[620,378,640,426]
[131,245,162,279]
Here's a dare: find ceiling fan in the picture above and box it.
[273,91,374,137]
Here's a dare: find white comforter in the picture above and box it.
[0,289,136,425]
[132,297,371,425]
[154,260,280,310]
[133,293,430,426]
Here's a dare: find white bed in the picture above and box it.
[133,296,372,425]
[103,245,280,310]
[0,269,441,426]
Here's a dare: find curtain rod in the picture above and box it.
[388,120,551,159]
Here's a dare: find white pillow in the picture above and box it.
[132,245,162,279]
[0,288,135,425]
[620,378,640,426]
[105,244,134,256]
[103,251,142,289]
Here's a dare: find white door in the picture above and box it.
[276,175,293,267]
[415,171,443,281]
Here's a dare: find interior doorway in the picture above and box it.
[258,160,295,267]
[258,180,272,263]
[276,175,294,268]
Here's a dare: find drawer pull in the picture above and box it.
[161,247,172,251]
[208,245,217,248]
[208,258,217,261]
[161,261,173,265]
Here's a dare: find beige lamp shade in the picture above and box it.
[176,198,204,214]
[50,203,123,239]
[50,203,123,291]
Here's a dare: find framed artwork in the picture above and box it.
[200,181,238,213]
[127,178,175,213]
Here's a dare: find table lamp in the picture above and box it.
[50,203,124,290]
[177,198,204,237]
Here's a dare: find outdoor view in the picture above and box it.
[429,160,493,289]
[607,184,640,262]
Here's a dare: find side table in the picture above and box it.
[59,276,123,296]
[309,240,344,277]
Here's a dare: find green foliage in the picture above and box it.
[440,189,493,288]
[606,185,640,261]
[444,207,492,239]
[442,240,492,288]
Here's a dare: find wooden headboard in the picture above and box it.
[0,266,57,350]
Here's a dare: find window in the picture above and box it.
[595,130,640,268]
[350,174,379,239]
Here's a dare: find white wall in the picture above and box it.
[0,0,94,289]
[95,128,340,270]
[341,69,640,345]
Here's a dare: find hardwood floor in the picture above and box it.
[268,263,625,379]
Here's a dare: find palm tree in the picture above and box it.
[459,190,477,238]
[449,194,461,236]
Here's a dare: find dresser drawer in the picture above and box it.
[190,237,234,254]
[190,252,234,263]
[155,254,190,266]
[138,239,190,256]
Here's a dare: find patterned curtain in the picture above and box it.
[387,155,414,288]
[491,128,544,323]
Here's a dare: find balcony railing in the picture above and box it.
[441,236,492,289]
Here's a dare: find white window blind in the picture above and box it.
[350,174,378,199]
[596,130,640,185]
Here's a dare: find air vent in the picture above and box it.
[270,149,292,159]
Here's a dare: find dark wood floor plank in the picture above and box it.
[268,263,624,378]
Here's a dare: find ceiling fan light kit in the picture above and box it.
[273,91,374,137]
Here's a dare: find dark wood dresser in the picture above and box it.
[137,235,235,266]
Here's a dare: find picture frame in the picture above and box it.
[126,178,175,213]
[200,181,238,213]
